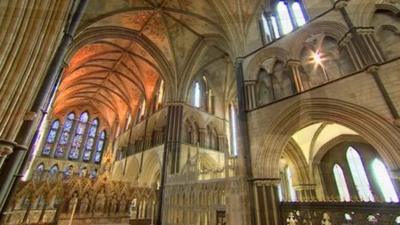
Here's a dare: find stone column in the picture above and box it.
[287,60,304,92]
[244,81,257,110]
[336,1,385,68]
[157,104,183,225]
[253,179,281,225]
[224,59,255,225]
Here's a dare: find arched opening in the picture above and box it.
[276,121,400,202]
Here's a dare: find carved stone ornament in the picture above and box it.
[0,144,13,157]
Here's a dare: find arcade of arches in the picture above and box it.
[1,0,400,225]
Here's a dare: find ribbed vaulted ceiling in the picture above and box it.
[53,0,262,130]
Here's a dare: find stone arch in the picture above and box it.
[245,47,290,80]
[311,134,367,166]
[288,21,348,59]
[282,139,312,185]
[255,98,400,178]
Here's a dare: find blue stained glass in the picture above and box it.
[80,112,89,122]
[86,138,94,149]
[42,145,51,156]
[64,119,73,132]
[77,123,86,135]
[100,131,105,139]
[59,132,69,145]
[67,113,75,120]
[92,119,98,126]
[97,140,104,152]
[89,126,97,137]
[47,130,57,143]
[94,152,101,163]
[69,147,79,159]
[72,135,83,147]
[52,120,60,129]
[83,151,91,161]
[55,146,64,158]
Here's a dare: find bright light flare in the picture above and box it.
[313,51,323,65]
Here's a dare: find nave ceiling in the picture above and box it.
[53,0,262,131]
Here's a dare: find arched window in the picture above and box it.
[229,104,238,156]
[292,2,306,26]
[346,147,374,202]
[286,167,297,201]
[69,112,89,160]
[372,159,399,202]
[94,131,106,164]
[193,81,201,108]
[333,164,351,202]
[277,1,293,34]
[261,0,307,43]
[82,119,98,162]
[55,113,75,158]
[42,120,60,156]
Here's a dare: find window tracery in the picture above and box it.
[41,111,107,164]
[55,113,75,158]
[42,120,60,156]
[261,0,308,43]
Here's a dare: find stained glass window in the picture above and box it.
[94,131,106,163]
[42,120,60,156]
[333,164,351,201]
[372,159,399,202]
[292,1,306,26]
[82,119,98,161]
[346,147,374,202]
[69,112,89,160]
[277,1,293,34]
[55,113,75,158]
[261,1,308,42]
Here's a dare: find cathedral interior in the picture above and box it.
[1,0,400,224]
